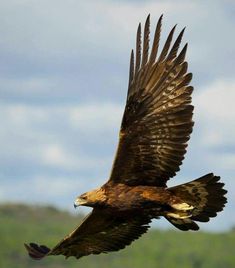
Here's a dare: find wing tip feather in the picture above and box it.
[24,242,50,260]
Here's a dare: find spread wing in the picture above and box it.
[25,208,151,259]
[109,15,194,187]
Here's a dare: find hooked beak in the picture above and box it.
[74,197,87,209]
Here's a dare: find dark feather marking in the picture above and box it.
[167,27,185,61]
[149,14,162,65]
[158,25,176,62]
[135,23,141,75]
[128,50,135,92]
[142,14,150,67]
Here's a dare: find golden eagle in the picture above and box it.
[25,15,227,260]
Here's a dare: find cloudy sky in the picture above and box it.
[0,0,234,231]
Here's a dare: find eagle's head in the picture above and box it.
[74,188,107,208]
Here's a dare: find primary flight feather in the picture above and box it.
[25,14,227,260]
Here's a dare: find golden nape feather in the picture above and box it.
[25,15,227,261]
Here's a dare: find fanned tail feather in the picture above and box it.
[166,173,227,231]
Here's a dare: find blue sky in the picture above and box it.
[0,0,235,231]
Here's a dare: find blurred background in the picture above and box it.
[0,0,235,267]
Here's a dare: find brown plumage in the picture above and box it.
[25,15,227,260]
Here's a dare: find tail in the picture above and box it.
[165,173,227,231]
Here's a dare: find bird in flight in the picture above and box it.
[25,14,227,260]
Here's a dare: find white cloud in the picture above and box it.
[0,103,48,127]
[0,1,182,55]
[194,79,235,147]
[214,153,235,170]
[0,175,84,208]
[0,0,233,78]
[32,175,83,197]
[0,77,57,94]
[0,102,122,171]
[69,102,123,132]
[41,144,75,168]
[40,143,111,170]
[0,0,234,114]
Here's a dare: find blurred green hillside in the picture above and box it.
[1,203,234,268]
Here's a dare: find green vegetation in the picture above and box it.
[1,203,234,268]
